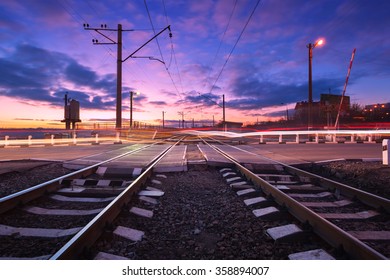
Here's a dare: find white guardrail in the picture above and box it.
[186,129,390,144]
[0,132,126,147]
[2,129,390,147]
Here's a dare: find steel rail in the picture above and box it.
[283,165,390,213]
[0,144,155,214]
[217,142,390,213]
[50,139,182,260]
[204,140,388,260]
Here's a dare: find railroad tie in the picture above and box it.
[252,206,283,220]
[113,225,144,242]
[288,249,335,260]
[130,207,154,218]
[266,224,306,242]
[94,252,129,260]
[0,224,82,238]
[319,210,379,220]
[23,206,104,216]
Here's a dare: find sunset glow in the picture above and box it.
[1,0,389,129]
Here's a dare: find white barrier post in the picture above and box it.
[296,134,300,144]
[279,134,282,143]
[350,134,355,143]
[51,135,55,145]
[333,134,337,143]
[28,135,32,146]
[383,139,389,165]
[315,134,319,143]
[368,134,373,143]
[92,134,99,145]
[114,131,122,144]
[5,136,9,146]
[73,132,77,145]
[259,135,264,144]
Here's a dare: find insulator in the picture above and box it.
[104,24,107,28]
[101,24,103,28]
[169,33,172,38]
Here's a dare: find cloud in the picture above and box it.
[0,43,118,111]
[149,101,167,106]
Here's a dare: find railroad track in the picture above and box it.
[1,136,388,260]
[0,140,180,259]
[202,139,390,259]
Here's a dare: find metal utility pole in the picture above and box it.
[83,24,171,130]
[306,39,324,130]
[222,94,225,125]
[83,23,133,130]
[117,24,122,129]
[307,43,314,129]
[334,48,356,129]
[178,112,184,128]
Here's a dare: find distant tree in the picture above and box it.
[349,103,364,119]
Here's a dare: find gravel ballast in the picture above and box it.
[90,165,330,260]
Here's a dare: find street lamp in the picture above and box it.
[130,91,140,129]
[307,38,324,129]
[281,103,289,121]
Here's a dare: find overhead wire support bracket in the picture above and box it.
[122,25,172,63]
[83,24,135,45]
[131,56,165,64]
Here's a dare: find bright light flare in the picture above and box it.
[315,38,325,47]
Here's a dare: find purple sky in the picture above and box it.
[0,0,389,128]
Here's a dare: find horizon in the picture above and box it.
[1,0,390,129]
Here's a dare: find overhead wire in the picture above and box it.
[143,0,184,101]
[203,0,238,94]
[209,0,262,96]
[144,0,165,64]
[162,0,185,98]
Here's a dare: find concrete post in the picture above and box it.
[51,135,55,145]
[28,135,32,146]
[5,136,9,146]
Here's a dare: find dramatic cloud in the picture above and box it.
[1,0,390,127]
[0,44,117,110]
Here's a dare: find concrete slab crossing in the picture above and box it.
[154,145,187,172]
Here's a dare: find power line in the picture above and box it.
[203,0,238,93]
[209,0,262,95]
[144,0,165,63]
[162,0,185,98]
[143,0,185,101]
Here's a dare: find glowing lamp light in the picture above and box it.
[314,39,325,47]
